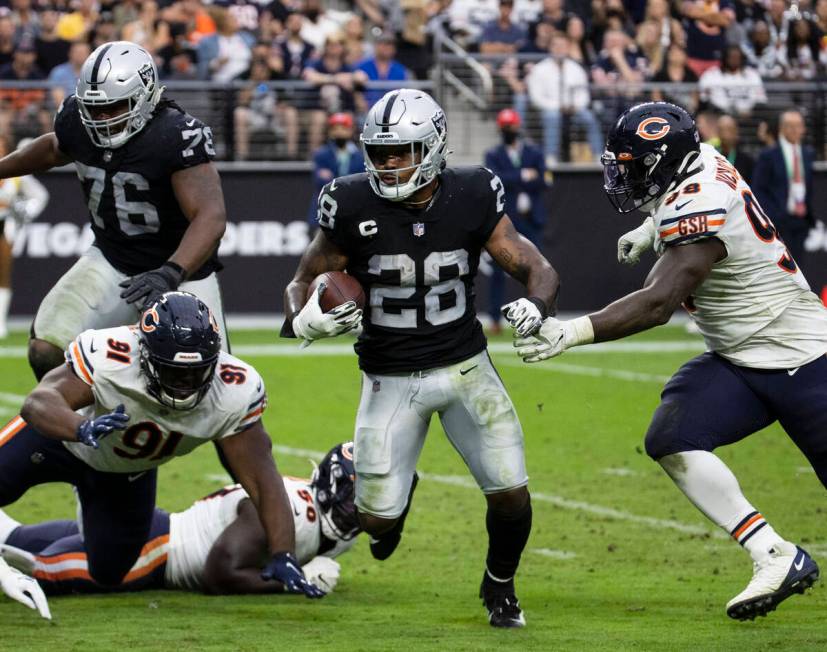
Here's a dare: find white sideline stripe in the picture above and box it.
[530,548,577,560]
[498,360,672,384]
[600,467,639,477]
[0,341,701,359]
[269,444,723,539]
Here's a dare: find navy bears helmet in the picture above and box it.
[602,102,701,213]
[138,291,221,410]
[312,442,360,543]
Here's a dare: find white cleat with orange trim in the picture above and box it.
[726,541,819,620]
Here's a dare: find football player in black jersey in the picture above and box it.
[0,41,228,381]
[282,89,561,628]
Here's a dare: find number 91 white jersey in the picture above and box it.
[652,143,827,368]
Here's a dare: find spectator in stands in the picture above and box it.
[766,0,790,51]
[565,15,594,66]
[35,6,70,75]
[0,39,49,141]
[815,0,827,54]
[519,16,553,53]
[47,40,89,107]
[197,7,254,81]
[11,0,40,42]
[592,29,649,85]
[90,10,118,49]
[55,0,98,42]
[307,112,364,224]
[0,13,14,71]
[635,19,664,75]
[681,0,735,77]
[344,14,372,66]
[358,31,409,109]
[527,0,567,43]
[113,0,140,33]
[695,108,718,142]
[162,0,216,46]
[781,16,820,80]
[234,57,296,159]
[651,43,698,112]
[644,0,684,49]
[391,0,433,80]
[699,45,766,116]
[278,11,314,79]
[591,0,636,42]
[742,20,784,79]
[716,113,754,183]
[162,47,199,80]
[527,31,603,164]
[752,109,814,266]
[122,0,172,55]
[447,0,500,49]
[304,33,367,151]
[479,0,527,54]
[300,0,351,51]
[220,0,265,38]
[484,108,546,333]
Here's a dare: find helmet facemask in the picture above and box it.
[139,341,217,411]
[363,131,446,202]
[78,82,162,149]
[311,446,360,542]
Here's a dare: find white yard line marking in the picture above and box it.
[498,360,672,384]
[0,392,26,404]
[600,467,639,477]
[530,548,577,560]
[270,445,723,539]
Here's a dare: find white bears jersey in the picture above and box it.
[165,478,356,591]
[64,325,267,472]
[652,143,827,368]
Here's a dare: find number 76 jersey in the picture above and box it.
[652,143,827,369]
[63,325,267,473]
[317,167,505,374]
[53,95,221,280]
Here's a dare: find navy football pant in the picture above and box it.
[0,421,157,586]
[6,510,169,595]
[645,352,827,489]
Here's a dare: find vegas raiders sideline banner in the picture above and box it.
[11,168,827,317]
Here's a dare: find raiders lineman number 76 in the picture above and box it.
[282,89,561,628]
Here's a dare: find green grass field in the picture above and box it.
[1,327,826,651]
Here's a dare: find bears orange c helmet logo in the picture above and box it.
[141,307,159,333]
[636,117,671,141]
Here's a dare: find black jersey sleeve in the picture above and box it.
[316,177,355,249]
[158,109,216,174]
[477,166,506,243]
[53,95,81,158]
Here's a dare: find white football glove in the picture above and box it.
[301,556,340,593]
[617,215,656,265]
[501,298,544,337]
[0,557,51,620]
[292,283,362,347]
[514,315,594,363]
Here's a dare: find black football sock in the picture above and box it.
[484,495,532,586]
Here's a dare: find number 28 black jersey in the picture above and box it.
[54,96,221,279]
[318,166,505,374]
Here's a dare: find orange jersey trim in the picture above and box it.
[0,416,25,448]
[71,341,94,385]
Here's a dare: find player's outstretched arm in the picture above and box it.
[514,238,726,362]
[281,230,350,338]
[202,499,283,595]
[20,365,92,440]
[486,215,561,336]
[217,423,325,598]
[0,133,70,179]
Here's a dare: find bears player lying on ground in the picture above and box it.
[0,443,358,608]
[513,102,825,621]
[0,291,324,606]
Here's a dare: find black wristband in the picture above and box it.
[163,261,188,281]
[527,296,549,319]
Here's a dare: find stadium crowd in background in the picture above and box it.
[0,0,823,162]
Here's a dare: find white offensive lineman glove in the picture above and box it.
[514,315,594,363]
[292,283,362,347]
[301,557,341,593]
[500,297,547,337]
[617,215,656,265]
[0,557,51,620]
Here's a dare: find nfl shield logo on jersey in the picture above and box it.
[413,222,425,237]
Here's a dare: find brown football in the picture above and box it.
[307,271,366,312]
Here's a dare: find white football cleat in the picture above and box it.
[726,541,819,621]
[0,557,51,620]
